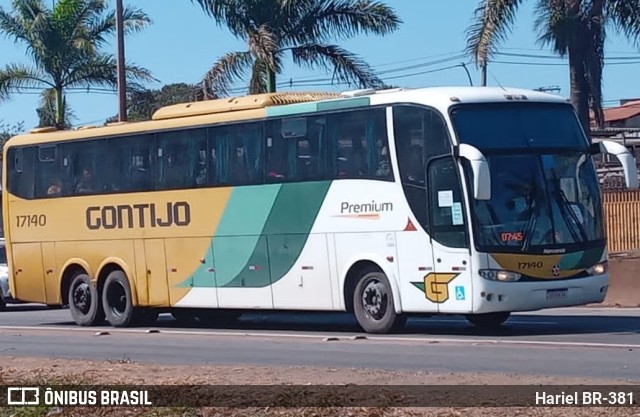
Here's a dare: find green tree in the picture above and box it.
[37,88,75,128]
[125,83,205,121]
[192,0,401,97]
[0,0,155,128]
[466,0,640,133]
[0,119,24,160]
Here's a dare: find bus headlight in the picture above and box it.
[587,262,608,276]
[479,269,522,282]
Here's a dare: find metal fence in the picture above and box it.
[603,190,640,253]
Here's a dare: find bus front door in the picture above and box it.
[427,157,473,313]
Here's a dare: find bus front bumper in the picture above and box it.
[473,274,609,313]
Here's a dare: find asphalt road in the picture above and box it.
[0,305,639,380]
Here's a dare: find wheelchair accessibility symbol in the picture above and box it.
[455,286,466,301]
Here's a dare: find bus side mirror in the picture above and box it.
[597,140,639,189]
[456,144,491,200]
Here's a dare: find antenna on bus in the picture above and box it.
[490,71,506,91]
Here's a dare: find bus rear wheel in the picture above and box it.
[102,270,146,327]
[465,312,511,328]
[69,273,104,326]
[353,270,406,334]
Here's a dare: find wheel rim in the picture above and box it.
[106,282,127,317]
[72,282,91,315]
[361,279,387,321]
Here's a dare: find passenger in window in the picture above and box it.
[337,147,349,177]
[350,137,368,177]
[164,154,183,188]
[194,165,207,186]
[375,136,391,177]
[406,145,424,184]
[75,167,96,194]
[47,179,62,197]
[267,152,286,181]
[229,141,250,183]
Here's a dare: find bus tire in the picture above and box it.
[0,294,6,311]
[69,273,104,326]
[102,270,137,327]
[465,312,510,328]
[353,271,406,334]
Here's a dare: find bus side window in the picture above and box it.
[35,145,65,198]
[393,105,451,232]
[214,123,263,186]
[265,116,325,183]
[156,128,206,190]
[327,108,390,181]
[106,134,154,192]
[8,147,36,199]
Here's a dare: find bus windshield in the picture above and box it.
[451,103,605,253]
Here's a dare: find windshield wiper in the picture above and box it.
[554,188,589,243]
[520,186,539,251]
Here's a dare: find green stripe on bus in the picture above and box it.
[266,102,318,117]
[223,181,331,287]
[213,185,281,286]
[317,97,370,111]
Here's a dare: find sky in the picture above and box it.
[0,0,639,131]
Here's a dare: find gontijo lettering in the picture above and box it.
[86,202,191,230]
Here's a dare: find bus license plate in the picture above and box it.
[546,289,568,300]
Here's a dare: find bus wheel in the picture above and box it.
[69,273,104,326]
[353,271,406,334]
[0,294,6,311]
[465,312,511,328]
[102,270,138,327]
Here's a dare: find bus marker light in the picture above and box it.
[386,256,394,262]
[404,219,417,231]
[301,266,314,270]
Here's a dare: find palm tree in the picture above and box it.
[466,0,640,133]
[0,0,155,128]
[192,0,401,97]
[37,88,75,128]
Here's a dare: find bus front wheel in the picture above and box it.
[353,270,406,334]
[102,270,141,327]
[69,273,104,326]
[465,312,511,328]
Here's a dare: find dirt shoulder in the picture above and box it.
[604,253,640,307]
[0,357,637,417]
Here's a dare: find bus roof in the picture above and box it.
[3,86,569,148]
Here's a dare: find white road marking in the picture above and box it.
[0,325,639,349]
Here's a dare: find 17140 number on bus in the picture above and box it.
[16,214,47,228]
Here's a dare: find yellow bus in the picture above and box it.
[3,87,636,333]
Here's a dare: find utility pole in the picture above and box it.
[480,61,487,86]
[116,0,127,121]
